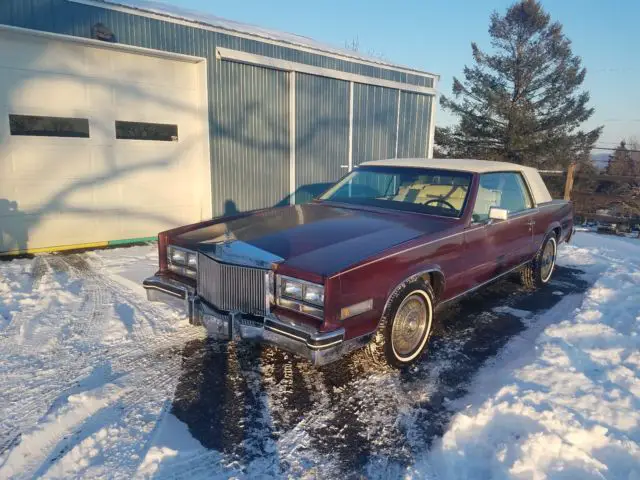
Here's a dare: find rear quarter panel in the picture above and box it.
[534,201,573,248]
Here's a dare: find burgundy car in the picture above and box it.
[143,159,574,367]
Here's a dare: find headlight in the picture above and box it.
[303,284,324,306]
[167,245,197,278]
[281,278,303,299]
[170,248,186,264]
[277,275,325,318]
[187,252,198,268]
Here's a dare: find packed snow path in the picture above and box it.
[0,233,637,478]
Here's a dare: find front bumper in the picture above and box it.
[143,274,364,366]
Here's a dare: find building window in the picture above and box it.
[9,114,90,138]
[115,121,178,141]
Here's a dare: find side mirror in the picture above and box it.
[488,206,508,221]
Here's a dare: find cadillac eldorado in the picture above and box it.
[143,158,574,367]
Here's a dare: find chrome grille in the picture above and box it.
[197,252,268,316]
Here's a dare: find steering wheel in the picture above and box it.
[423,198,457,211]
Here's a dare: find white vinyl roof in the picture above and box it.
[360,158,533,173]
[86,0,437,78]
[359,158,553,203]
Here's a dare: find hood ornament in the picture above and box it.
[221,226,234,244]
[215,227,235,256]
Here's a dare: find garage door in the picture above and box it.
[0,29,210,254]
[295,73,349,204]
[211,60,290,215]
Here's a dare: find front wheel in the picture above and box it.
[369,280,435,368]
[520,234,557,289]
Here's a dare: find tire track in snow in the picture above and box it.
[26,254,204,478]
[0,256,93,461]
[34,351,187,479]
[0,256,54,346]
[0,256,110,446]
[0,253,203,478]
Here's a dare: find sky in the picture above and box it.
[162,0,639,149]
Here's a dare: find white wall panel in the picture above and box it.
[0,29,210,253]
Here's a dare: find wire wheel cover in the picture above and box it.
[391,293,430,358]
[541,238,556,282]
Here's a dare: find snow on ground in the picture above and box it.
[421,233,640,479]
[0,246,205,479]
[0,233,638,479]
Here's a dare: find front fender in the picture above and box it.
[381,265,445,316]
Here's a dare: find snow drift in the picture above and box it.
[422,234,640,479]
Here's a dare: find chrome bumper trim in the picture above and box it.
[143,274,194,299]
[143,274,197,322]
[142,274,362,366]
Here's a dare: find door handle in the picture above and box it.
[527,220,536,226]
[340,165,349,169]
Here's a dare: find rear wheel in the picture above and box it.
[521,234,557,289]
[369,280,435,368]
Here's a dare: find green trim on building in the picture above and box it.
[107,236,157,246]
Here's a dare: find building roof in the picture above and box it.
[359,158,534,173]
[88,0,437,79]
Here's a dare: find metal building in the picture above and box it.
[0,0,438,255]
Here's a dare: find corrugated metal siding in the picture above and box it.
[0,0,436,214]
[215,33,432,88]
[397,92,432,158]
[352,84,399,165]
[211,61,289,215]
[0,0,433,88]
[294,73,349,204]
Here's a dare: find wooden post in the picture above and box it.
[564,163,576,201]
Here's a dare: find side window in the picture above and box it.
[115,121,178,141]
[502,173,533,213]
[472,172,533,222]
[9,114,90,138]
[473,173,502,222]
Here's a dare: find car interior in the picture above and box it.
[392,176,469,211]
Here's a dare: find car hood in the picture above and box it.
[176,203,456,276]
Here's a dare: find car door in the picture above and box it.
[464,172,535,287]
[496,172,536,265]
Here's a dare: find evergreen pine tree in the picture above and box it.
[437,0,602,168]
[606,141,640,177]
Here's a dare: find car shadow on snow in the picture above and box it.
[170,266,590,477]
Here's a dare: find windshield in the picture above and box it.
[318,166,472,218]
